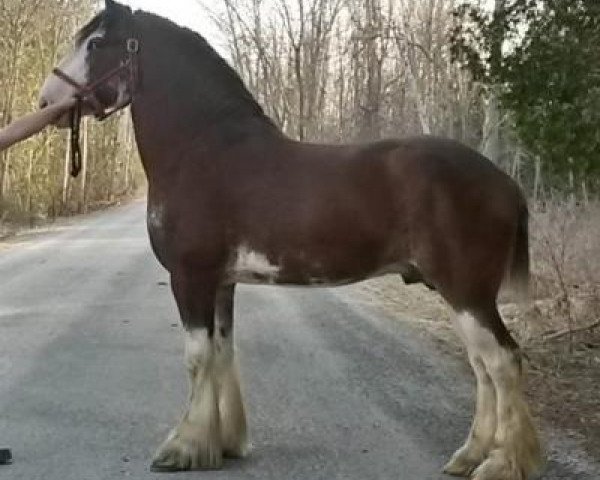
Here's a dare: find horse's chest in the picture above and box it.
[147,203,171,268]
[148,203,165,231]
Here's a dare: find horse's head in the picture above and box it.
[39,0,137,127]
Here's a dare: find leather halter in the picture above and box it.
[52,38,140,121]
[52,38,140,177]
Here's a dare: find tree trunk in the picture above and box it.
[0,151,11,204]
[481,91,502,164]
[481,0,505,164]
[533,156,542,204]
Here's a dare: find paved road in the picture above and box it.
[0,202,596,480]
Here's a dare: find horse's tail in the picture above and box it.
[508,203,531,303]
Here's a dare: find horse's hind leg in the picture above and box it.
[215,285,248,458]
[447,305,541,479]
[444,334,497,476]
[151,270,222,471]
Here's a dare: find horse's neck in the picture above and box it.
[129,37,280,192]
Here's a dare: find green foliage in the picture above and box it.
[452,0,600,188]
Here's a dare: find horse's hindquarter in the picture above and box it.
[384,137,526,303]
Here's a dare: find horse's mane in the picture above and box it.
[133,11,266,119]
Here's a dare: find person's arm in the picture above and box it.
[0,98,76,152]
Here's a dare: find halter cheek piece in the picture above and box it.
[52,38,140,177]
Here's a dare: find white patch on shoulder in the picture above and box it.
[230,245,280,284]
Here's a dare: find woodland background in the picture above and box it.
[0,0,598,456]
[1,0,598,226]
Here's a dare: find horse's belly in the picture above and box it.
[225,244,393,286]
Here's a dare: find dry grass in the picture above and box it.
[517,201,600,458]
[528,201,600,343]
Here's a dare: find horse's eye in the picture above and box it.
[87,38,103,51]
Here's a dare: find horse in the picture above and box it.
[38,1,542,478]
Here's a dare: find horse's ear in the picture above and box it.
[104,0,132,15]
[105,0,129,10]
[104,0,132,25]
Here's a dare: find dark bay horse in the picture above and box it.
[38,1,541,478]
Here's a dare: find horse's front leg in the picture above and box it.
[151,269,222,471]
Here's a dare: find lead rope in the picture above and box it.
[69,99,83,178]
[60,36,139,178]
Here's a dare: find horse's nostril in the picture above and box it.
[39,98,49,109]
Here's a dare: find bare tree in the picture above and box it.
[205,0,486,147]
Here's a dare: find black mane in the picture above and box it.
[133,11,266,121]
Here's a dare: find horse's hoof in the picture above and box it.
[223,440,250,459]
[151,431,223,472]
[470,449,523,480]
[150,449,222,472]
[0,448,12,465]
[151,447,192,473]
[150,458,185,473]
[443,455,478,477]
[443,446,484,477]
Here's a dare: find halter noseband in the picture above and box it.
[52,37,140,177]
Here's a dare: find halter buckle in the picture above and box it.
[127,38,139,54]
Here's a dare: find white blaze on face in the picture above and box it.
[39,31,104,107]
